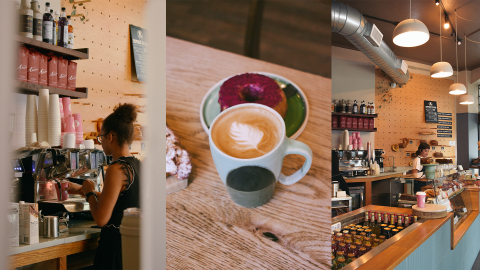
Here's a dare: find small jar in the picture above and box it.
[379,235,386,244]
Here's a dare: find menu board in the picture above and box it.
[438,112,452,116]
[437,125,452,129]
[438,130,452,133]
[438,116,452,120]
[424,101,438,123]
[438,134,452,138]
[130,25,147,82]
[438,121,452,125]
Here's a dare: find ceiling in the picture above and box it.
[332,0,480,71]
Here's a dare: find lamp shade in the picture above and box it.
[393,19,430,47]
[430,62,453,78]
[459,95,474,105]
[448,83,467,95]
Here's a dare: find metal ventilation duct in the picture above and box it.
[332,1,410,85]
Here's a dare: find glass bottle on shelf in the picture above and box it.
[51,9,57,45]
[346,100,351,114]
[30,0,42,41]
[371,102,375,114]
[19,0,33,38]
[332,99,336,112]
[341,99,346,113]
[367,102,371,114]
[57,7,68,47]
[352,100,358,114]
[360,101,366,114]
[67,15,74,49]
[42,2,54,44]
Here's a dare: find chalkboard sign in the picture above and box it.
[130,25,147,82]
[438,117,452,120]
[437,134,452,138]
[437,125,452,129]
[438,112,452,116]
[424,101,438,123]
[438,130,452,134]
[438,121,452,125]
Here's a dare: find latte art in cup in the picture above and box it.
[211,106,283,159]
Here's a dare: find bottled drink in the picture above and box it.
[369,212,376,229]
[332,99,336,112]
[348,245,357,258]
[341,99,346,113]
[373,239,380,247]
[359,232,367,242]
[336,258,346,269]
[346,253,356,264]
[350,228,357,235]
[363,212,369,227]
[42,2,54,44]
[364,229,372,238]
[390,214,395,225]
[344,234,352,243]
[413,216,418,223]
[365,242,372,252]
[344,239,352,250]
[67,15,74,49]
[19,0,33,38]
[54,11,59,45]
[371,102,375,114]
[380,224,387,236]
[335,251,346,261]
[366,102,371,114]
[335,233,344,243]
[397,215,403,227]
[379,235,386,244]
[383,213,389,224]
[346,100,351,114]
[404,217,410,227]
[383,228,392,239]
[358,247,367,257]
[352,100,358,114]
[360,101,366,114]
[30,0,42,41]
[57,7,68,47]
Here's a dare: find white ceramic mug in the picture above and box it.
[208,104,313,207]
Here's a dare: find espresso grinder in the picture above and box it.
[374,149,385,173]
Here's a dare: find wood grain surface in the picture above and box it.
[9,239,98,269]
[166,37,331,269]
[355,205,453,270]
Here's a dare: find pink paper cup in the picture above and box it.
[62,97,72,117]
[73,113,83,132]
[64,116,75,133]
[416,191,426,208]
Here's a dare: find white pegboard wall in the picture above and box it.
[63,0,147,158]
[375,70,456,167]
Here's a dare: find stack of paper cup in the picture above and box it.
[82,139,95,150]
[62,116,75,148]
[62,97,72,118]
[72,113,83,144]
[37,89,49,143]
[25,95,38,146]
[48,94,61,146]
[59,98,65,146]
[63,133,76,148]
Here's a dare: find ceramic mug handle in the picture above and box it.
[278,138,313,185]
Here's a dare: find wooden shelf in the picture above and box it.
[332,112,378,118]
[332,127,377,132]
[17,35,89,61]
[17,81,88,99]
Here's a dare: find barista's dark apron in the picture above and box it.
[414,162,428,193]
[92,156,140,270]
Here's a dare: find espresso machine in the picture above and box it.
[12,148,107,215]
[336,149,369,177]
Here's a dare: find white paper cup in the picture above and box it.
[82,139,95,149]
[63,133,76,148]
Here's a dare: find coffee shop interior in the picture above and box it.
[7,0,149,269]
[331,1,480,269]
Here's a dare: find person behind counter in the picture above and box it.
[412,142,430,192]
[68,103,140,270]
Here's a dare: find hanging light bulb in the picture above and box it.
[449,12,466,95]
[431,5,452,78]
[393,0,430,47]
[444,22,449,29]
[435,0,439,5]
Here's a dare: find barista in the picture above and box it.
[412,142,430,191]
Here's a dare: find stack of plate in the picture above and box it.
[25,95,38,146]
[73,113,83,144]
[48,94,61,146]
[37,89,49,143]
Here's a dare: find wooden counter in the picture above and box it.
[166,37,331,269]
[345,172,405,205]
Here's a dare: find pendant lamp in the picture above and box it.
[449,12,466,95]
[460,34,474,105]
[393,0,429,47]
[431,4,453,78]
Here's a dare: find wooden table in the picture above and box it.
[166,37,331,269]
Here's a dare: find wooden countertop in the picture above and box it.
[166,37,331,269]
[344,172,405,183]
[349,205,453,270]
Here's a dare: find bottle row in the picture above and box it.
[332,99,375,115]
[19,0,74,49]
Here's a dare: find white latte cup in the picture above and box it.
[209,103,313,208]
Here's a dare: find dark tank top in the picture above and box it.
[93,156,140,270]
